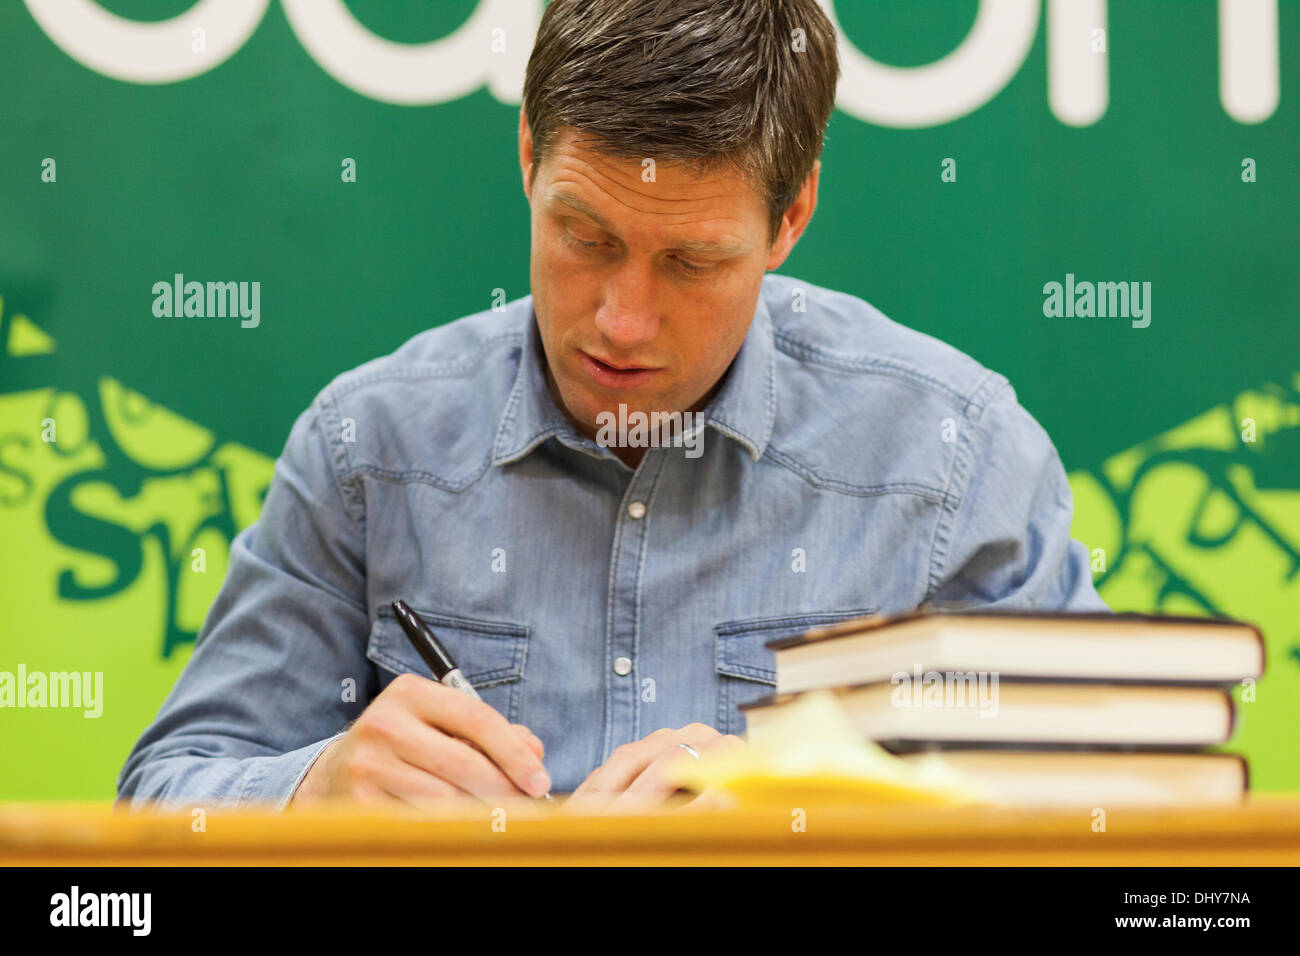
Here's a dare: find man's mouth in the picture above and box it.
[579,350,662,389]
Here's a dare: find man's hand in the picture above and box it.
[562,723,745,814]
[291,673,550,806]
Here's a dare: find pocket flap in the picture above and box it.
[366,606,529,690]
[714,608,876,684]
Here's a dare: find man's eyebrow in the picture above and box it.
[547,190,753,258]
[672,236,753,258]
[548,191,616,232]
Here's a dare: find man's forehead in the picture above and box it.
[544,129,754,199]
[553,126,736,179]
[540,137,758,253]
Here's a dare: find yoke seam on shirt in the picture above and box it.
[314,389,367,527]
[761,446,952,504]
[772,329,973,407]
[341,458,495,493]
[923,374,1014,602]
[328,331,522,399]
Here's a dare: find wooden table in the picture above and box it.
[3,795,1299,865]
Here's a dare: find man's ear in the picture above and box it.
[765,159,820,271]
[519,108,535,201]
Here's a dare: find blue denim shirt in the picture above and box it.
[117,272,1109,809]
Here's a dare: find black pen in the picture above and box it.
[391,600,552,801]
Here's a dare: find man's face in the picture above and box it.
[520,120,814,440]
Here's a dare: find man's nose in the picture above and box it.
[593,263,660,350]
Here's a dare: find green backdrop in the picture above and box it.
[1,1,1297,799]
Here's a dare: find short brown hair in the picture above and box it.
[522,0,840,244]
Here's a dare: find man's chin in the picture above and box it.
[582,392,680,419]
[562,387,680,435]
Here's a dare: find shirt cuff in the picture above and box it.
[252,731,348,812]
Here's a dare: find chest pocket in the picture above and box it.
[714,608,875,737]
[366,606,530,724]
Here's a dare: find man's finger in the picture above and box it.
[513,724,545,760]
[380,755,477,807]
[568,728,664,796]
[673,785,735,813]
[399,677,551,797]
[384,711,541,801]
[606,728,734,811]
[621,727,734,797]
[461,725,543,761]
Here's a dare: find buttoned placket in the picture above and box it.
[599,446,669,763]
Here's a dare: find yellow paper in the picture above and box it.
[669,690,997,807]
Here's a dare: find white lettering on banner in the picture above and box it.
[22,0,268,84]
[825,0,1041,128]
[1047,0,1108,127]
[21,0,1281,126]
[1220,0,1280,123]
[279,0,542,106]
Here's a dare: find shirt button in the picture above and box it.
[613,656,633,676]
[627,501,646,519]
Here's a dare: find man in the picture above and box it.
[118,0,1109,814]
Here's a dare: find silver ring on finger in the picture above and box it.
[676,742,701,760]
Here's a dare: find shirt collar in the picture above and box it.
[492,290,776,467]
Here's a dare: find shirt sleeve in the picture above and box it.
[923,380,1111,613]
[116,388,372,812]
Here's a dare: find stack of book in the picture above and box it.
[743,611,1265,807]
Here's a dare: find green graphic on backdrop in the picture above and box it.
[0,300,272,800]
[1069,376,1300,790]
